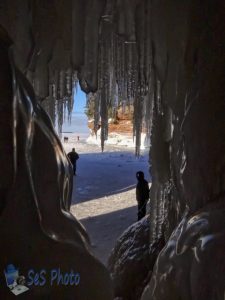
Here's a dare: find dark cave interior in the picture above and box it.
[0,1,225,299]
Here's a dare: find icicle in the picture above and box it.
[49,92,56,127]
[100,88,108,151]
[144,0,152,92]
[68,70,78,123]
[136,1,146,96]
[57,98,63,138]
[64,69,73,123]
[120,40,126,106]
[145,64,154,136]
[93,92,100,136]
[116,37,126,105]
[125,42,137,105]
[156,79,162,114]
[59,70,65,100]
[133,95,143,156]
[65,68,72,97]
[73,71,79,94]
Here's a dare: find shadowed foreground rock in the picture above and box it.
[0,29,113,299]
[141,200,225,300]
[108,215,164,300]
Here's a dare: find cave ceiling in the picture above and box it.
[0,0,155,153]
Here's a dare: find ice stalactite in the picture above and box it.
[144,69,154,137]
[133,95,143,157]
[98,18,113,150]
[0,1,76,133]
[79,0,106,94]
[0,0,156,147]
[0,0,174,247]
[65,68,73,122]
[115,37,125,105]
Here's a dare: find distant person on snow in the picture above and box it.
[136,171,149,221]
[67,148,79,176]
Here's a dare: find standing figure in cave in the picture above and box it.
[136,171,149,221]
[67,148,79,176]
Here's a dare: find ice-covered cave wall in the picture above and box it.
[142,2,225,299]
[0,0,77,132]
[0,0,152,151]
[0,0,225,299]
[0,26,113,299]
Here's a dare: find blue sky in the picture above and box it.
[73,84,86,113]
[62,84,89,135]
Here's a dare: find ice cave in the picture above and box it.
[0,1,224,299]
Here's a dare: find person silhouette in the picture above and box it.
[67,148,79,176]
[136,171,149,220]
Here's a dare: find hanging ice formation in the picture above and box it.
[0,0,163,245]
[0,0,155,152]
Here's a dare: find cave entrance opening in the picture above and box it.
[57,88,151,264]
[70,143,150,265]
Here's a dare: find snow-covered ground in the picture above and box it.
[86,128,150,149]
[62,134,151,264]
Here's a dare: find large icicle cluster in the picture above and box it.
[94,0,154,152]
[0,0,76,131]
[0,0,187,255]
[0,0,155,151]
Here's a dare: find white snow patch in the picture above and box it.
[86,129,149,149]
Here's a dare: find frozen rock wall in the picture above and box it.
[0,28,113,299]
[141,201,225,300]
[108,216,165,300]
[141,1,225,299]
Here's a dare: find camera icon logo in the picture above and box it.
[4,264,29,296]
